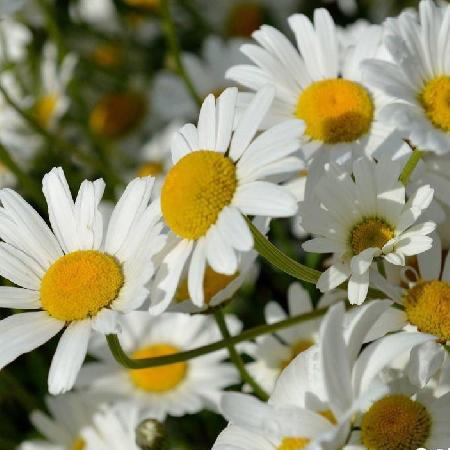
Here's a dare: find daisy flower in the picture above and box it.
[363,0,450,153]
[246,282,344,393]
[0,17,31,64]
[77,311,240,420]
[300,155,435,304]
[19,392,100,450]
[226,8,405,165]
[0,167,166,394]
[150,86,302,313]
[153,36,248,121]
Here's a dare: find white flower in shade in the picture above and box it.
[153,36,248,121]
[226,8,405,165]
[0,168,166,394]
[19,392,100,450]
[300,156,435,305]
[81,402,148,450]
[363,0,450,153]
[150,86,301,313]
[246,282,344,393]
[77,312,239,420]
[0,17,31,63]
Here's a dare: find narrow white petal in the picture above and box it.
[0,286,40,309]
[215,87,238,153]
[216,206,253,252]
[188,239,206,307]
[205,226,238,275]
[198,94,216,150]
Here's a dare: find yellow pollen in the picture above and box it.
[40,250,124,322]
[226,2,265,37]
[161,151,237,240]
[280,339,314,369]
[404,280,450,341]
[419,75,450,132]
[277,437,310,450]
[175,266,239,304]
[124,0,159,10]
[89,92,146,139]
[91,43,123,68]
[71,438,86,450]
[350,217,394,255]
[34,93,59,128]
[129,344,187,392]
[296,79,374,144]
[137,162,164,178]
[361,395,431,450]
[319,409,337,424]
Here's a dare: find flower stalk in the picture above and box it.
[399,148,423,186]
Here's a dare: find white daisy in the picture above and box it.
[246,282,344,393]
[153,36,248,122]
[363,0,450,153]
[300,155,435,304]
[0,17,31,64]
[19,392,100,450]
[77,311,240,420]
[0,167,166,394]
[226,8,405,165]
[150,86,302,313]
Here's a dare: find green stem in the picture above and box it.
[0,370,38,411]
[213,309,269,401]
[247,219,321,284]
[107,306,328,369]
[160,0,203,107]
[399,149,423,186]
[36,0,67,57]
[0,143,46,209]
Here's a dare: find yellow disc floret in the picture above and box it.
[419,75,450,132]
[41,250,124,322]
[89,92,146,139]
[350,217,394,255]
[296,79,374,144]
[175,266,239,304]
[129,344,187,392]
[137,162,164,177]
[34,93,59,128]
[71,438,86,450]
[161,151,237,240]
[280,339,314,369]
[277,437,310,450]
[361,394,431,450]
[404,280,450,341]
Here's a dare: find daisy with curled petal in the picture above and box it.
[363,0,450,153]
[0,167,166,395]
[19,392,100,450]
[150,86,302,314]
[300,155,436,305]
[246,282,344,393]
[227,8,405,166]
[77,311,240,420]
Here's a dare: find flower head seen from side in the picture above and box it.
[0,167,166,394]
[78,312,240,420]
[150,86,302,313]
[226,8,404,165]
[363,0,450,153]
[300,155,435,305]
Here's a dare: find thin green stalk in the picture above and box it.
[399,149,423,186]
[160,0,203,107]
[247,219,321,284]
[107,306,328,369]
[36,0,67,57]
[0,143,46,209]
[214,309,269,401]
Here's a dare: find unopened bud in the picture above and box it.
[136,419,168,450]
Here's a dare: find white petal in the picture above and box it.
[350,248,378,276]
[417,232,441,280]
[317,262,351,292]
[91,309,121,335]
[408,341,446,388]
[216,206,253,252]
[188,239,207,306]
[0,286,40,309]
[348,271,370,305]
[198,94,216,150]
[206,226,238,275]
[215,87,238,153]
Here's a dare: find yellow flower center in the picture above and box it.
[89,92,146,139]
[175,266,239,304]
[161,151,237,240]
[419,75,450,132]
[277,437,310,450]
[40,250,124,322]
[296,79,374,144]
[350,217,394,255]
[71,438,86,450]
[129,344,187,393]
[280,339,314,369]
[124,0,159,10]
[226,2,265,37]
[361,395,431,450]
[404,280,450,341]
[34,93,59,128]
[137,162,164,177]
[91,42,123,68]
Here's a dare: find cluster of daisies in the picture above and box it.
[0,0,449,449]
